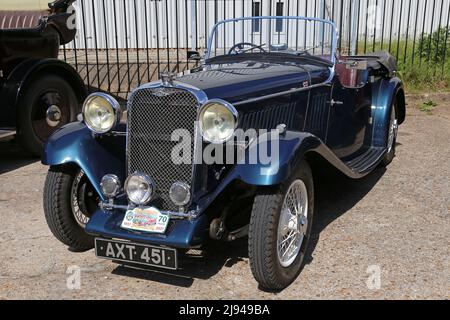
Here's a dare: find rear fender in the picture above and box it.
[42,122,126,201]
[371,77,404,148]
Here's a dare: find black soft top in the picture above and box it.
[347,50,397,75]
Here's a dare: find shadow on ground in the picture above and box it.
[111,166,386,288]
[304,167,386,265]
[0,139,38,174]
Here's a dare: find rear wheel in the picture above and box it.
[381,102,398,166]
[17,74,78,157]
[248,160,314,290]
[43,165,97,251]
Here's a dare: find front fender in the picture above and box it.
[233,131,321,186]
[42,122,126,201]
[225,130,363,188]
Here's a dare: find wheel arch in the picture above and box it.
[43,121,126,201]
[2,58,87,126]
[15,58,87,106]
[395,86,406,125]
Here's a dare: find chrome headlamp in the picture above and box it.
[199,99,238,144]
[125,172,155,206]
[169,181,191,207]
[82,93,121,134]
[100,174,121,198]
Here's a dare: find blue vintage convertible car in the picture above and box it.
[42,17,405,290]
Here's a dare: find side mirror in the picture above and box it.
[187,50,201,61]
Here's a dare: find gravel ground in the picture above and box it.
[0,94,449,300]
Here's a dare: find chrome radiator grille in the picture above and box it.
[127,87,199,211]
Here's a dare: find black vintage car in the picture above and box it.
[42,16,405,290]
[0,0,85,156]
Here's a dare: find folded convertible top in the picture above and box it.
[347,50,397,75]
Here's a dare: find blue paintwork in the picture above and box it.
[85,209,208,248]
[179,61,330,104]
[42,121,126,201]
[371,77,404,148]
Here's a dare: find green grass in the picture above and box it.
[351,36,450,94]
[419,100,438,115]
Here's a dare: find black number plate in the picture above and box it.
[95,238,177,270]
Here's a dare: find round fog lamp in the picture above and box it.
[125,172,154,205]
[169,182,191,206]
[100,174,121,198]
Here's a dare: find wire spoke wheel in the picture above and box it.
[249,160,313,290]
[387,106,398,154]
[277,179,308,268]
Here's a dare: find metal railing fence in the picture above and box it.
[59,0,450,98]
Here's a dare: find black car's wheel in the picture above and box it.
[17,74,78,157]
[248,160,314,291]
[381,102,399,167]
[43,165,98,251]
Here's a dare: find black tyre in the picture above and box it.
[43,165,98,251]
[248,160,314,291]
[17,74,78,157]
[381,101,398,166]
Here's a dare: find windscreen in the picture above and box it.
[206,16,337,63]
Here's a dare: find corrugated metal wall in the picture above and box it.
[67,0,450,51]
[0,10,44,29]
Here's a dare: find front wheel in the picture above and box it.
[248,160,314,291]
[43,165,98,251]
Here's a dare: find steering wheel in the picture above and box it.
[228,42,267,55]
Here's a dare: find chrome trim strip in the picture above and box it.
[132,80,209,105]
[234,82,332,106]
[100,202,200,219]
[107,131,126,136]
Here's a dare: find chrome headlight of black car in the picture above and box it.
[82,93,121,134]
[199,99,238,144]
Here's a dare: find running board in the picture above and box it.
[0,129,16,140]
[344,147,386,174]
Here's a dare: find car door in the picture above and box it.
[326,74,372,159]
